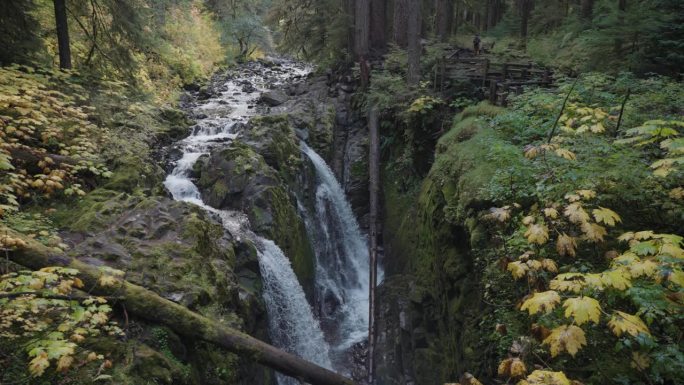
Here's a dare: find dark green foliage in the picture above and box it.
[0,0,45,65]
[267,0,352,65]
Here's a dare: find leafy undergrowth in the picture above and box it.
[459,74,684,384]
[0,61,193,382]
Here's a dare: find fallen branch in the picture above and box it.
[2,226,356,385]
[0,292,122,301]
[547,77,579,144]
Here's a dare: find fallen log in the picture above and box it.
[2,226,357,385]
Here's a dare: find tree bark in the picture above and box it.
[580,0,594,21]
[614,0,627,54]
[370,0,387,50]
[392,0,409,47]
[519,0,533,44]
[355,0,370,58]
[407,0,421,85]
[435,0,453,42]
[367,107,380,384]
[2,227,357,385]
[53,0,72,69]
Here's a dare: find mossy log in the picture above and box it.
[2,227,356,385]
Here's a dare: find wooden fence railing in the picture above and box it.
[434,56,554,106]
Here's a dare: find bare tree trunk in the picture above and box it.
[519,0,533,45]
[392,0,409,47]
[407,0,421,85]
[53,0,72,69]
[614,0,627,54]
[355,0,370,58]
[367,107,380,384]
[580,0,594,21]
[3,227,357,385]
[370,0,387,50]
[435,0,453,42]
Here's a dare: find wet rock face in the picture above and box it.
[331,86,369,227]
[65,195,264,323]
[58,192,271,385]
[374,276,444,385]
[260,90,288,106]
[195,142,317,299]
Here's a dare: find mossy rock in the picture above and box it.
[379,102,507,382]
[196,141,316,295]
[241,114,302,180]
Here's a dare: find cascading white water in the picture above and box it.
[162,60,333,384]
[258,238,333,385]
[301,143,381,354]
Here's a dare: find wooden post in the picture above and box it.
[440,56,446,92]
[502,63,508,81]
[543,68,551,85]
[501,83,509,107]
[489,81,498,105]
[367,107,380,384]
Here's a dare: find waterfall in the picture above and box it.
[301,143,377,353]
[163,60,332,384]
[258,238,333,385]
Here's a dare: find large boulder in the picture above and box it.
[260,90,288,106]
[55,190,271,385]
[196,142,316,298]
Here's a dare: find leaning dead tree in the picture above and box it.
[367,107,380,383]
[2,227,357,385]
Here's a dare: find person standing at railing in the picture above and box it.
[473,34,481,55]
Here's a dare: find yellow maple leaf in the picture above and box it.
[634,231,655,240]
[669,187,684,200]
[525,223,549,245]
[612,251,639,266]
[601,269,632,290]
[498,357,527,378]
[592,207,621,227]
[523,215,536,225]
[576,190,597,200]
[631,352,651,370]
[564,203,590,224]
[489,207,511,222]
[563,296,601,325]
[556,233,577,257]
[629,260,659,278]
[584,273,604,289]
[618,232,634,242]
[524,145,540,159]
[521,370,571,385]
[91,312,109,325]
[544,207,559,219]
[526,259,543,270]
[542,258,558,273]
[56,355,73,372]
[520,291,561,315]
[98,274,121,288]
[508,261,529,280]
[29,351,50,377]
[581,222,607,242]
[555,148,577,160]
[661,243,684,259]
[564,193,581,202]
[608,311,650,337]
[668,269,684,286]
[550,273,585,293]
[590,122,605,133]
[543,325,587,357]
